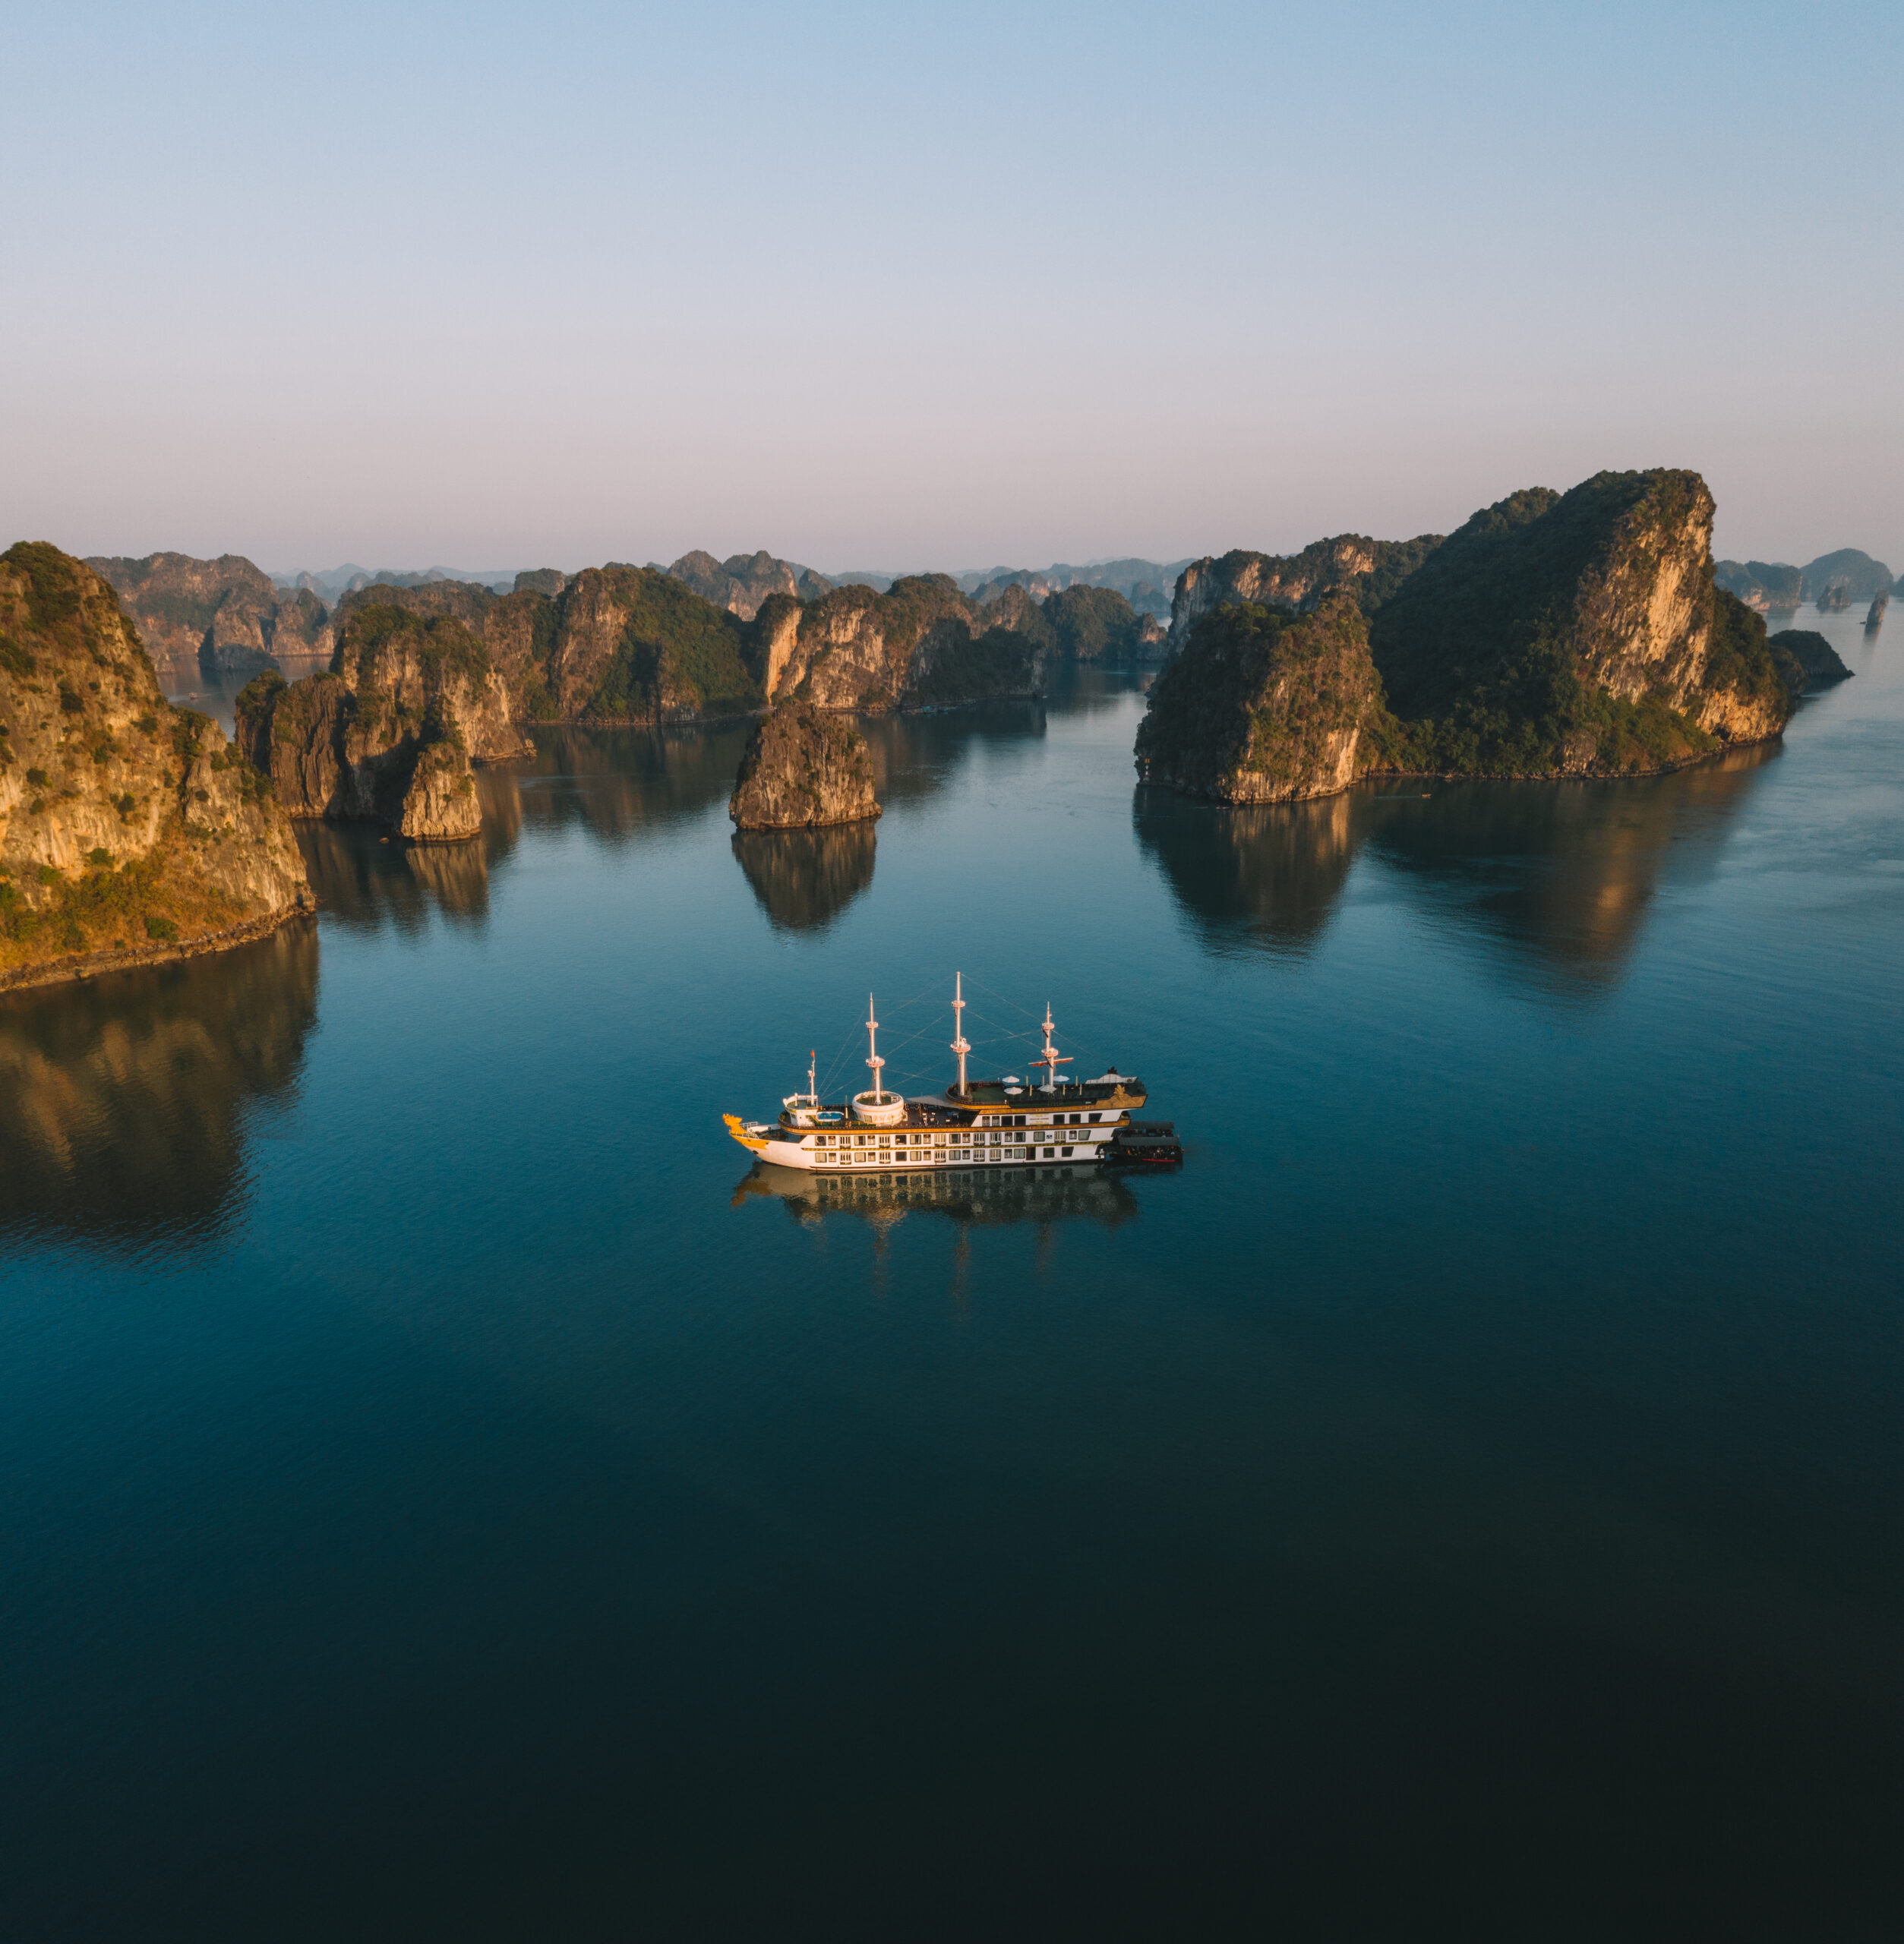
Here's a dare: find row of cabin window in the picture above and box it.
[820,1144,1080,1164]
[976,1112,1103,1128]
[816,1135,1097,1150]
[813,1127,1102,1147]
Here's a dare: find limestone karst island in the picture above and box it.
[0,466,1868,990]
[1136,469,1848,804]
[0,544,311,990]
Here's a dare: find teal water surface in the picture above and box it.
[3,610,1901,1939]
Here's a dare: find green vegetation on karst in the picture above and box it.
[583,568,760,720]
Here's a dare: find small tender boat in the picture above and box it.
[724,976,1165,1172]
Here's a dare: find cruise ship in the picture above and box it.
[724,977,1176,1172]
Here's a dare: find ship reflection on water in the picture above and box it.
[733,1158,1143,1232]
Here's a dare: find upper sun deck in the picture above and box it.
[779,1072,1145,1132]
[943,1071,1142,1109]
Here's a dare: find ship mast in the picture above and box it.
[1037,1002,1072,1093]
[865,994,886,1103]
[950,972,971,1098]
[807,1049,817,1104]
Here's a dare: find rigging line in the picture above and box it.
[964,975,1046,1024]
[967,982,1110,1059]
[961,996,1034,1028]
[876,977,949,1020]
[813,983,943,1099]
[967,1015,1042,1047]
[968,991,1109,1077]
[963,1011,1044,1048]
[883,1028,953,1068]
[820,1018,858,1073]
[880,1014,946,1052]
[814,1020,862,1097]
[824,977,952,1091]
[965,1004,1038,1034]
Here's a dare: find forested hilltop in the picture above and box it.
[1140,469,1808,803]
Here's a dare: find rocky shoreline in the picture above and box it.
[0,906,313,996]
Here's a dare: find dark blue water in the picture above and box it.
[5,610,1900,1939]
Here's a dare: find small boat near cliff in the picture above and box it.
[724,977,1179,1172]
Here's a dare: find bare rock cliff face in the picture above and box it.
[767,575,1045,712]
[542,569,648,715]
[1557,475,1727,715]
[1,544,311,988]
[392,737,483,841]
[730,702,880,828]
[343,613,529,764]
[283,563,1053,727]
[768,584,905,708]
[1367,470,1796,775]
[478,588,562,718]
[84,551,336,677]
[1163,535,1444,656]
[267,587,336,664]
[1133,470,1795,799]
[1167,540,1377,655]
[1135,597,1384,803]
[668,550,835,621]
[235,604,530,842]
[335,568,766,725]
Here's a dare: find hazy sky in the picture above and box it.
[5,1,1899,575]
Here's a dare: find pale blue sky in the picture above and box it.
[4,1,1899,573]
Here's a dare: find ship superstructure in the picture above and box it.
[724,976,1175,1172]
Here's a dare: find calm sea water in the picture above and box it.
[4,611,1900,1939]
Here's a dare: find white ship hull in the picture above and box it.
[751,1113,1117,1172]
[725,980,1158,1173]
